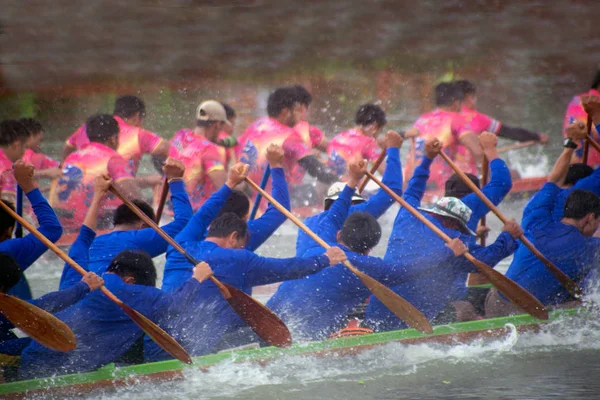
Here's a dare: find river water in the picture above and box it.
[1,1,599,399]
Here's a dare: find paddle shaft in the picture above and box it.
[438,152,582,298]
[155,177,169,223]
[15,185,23,238]
[249,165,271,221]
[358,150,386,193]
[479,155,489,246]
[497,140,537,154]
[583,116,592,164]
[585,132,600,154]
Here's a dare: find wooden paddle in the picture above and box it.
[154,177,169,223]
[497,140,537,154]
[109,185,292,348]
[365,171,548,320]
[245,176,434,334]
[439,152,582,299]
[583,116,592,164]
[0,201,193,364]
[358,151,386,193]
[479,155,489,246]
[0,292,76,352]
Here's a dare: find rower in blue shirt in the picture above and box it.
[267,159,466,340]
[161,147,290,293]
[0,161,63,300]
[365,138,522,332]
[58,158,193,290]
[146,211,347,361]
[19,175,214,379]
[486,121,600,317]
[296,130,404,256]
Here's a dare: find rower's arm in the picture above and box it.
[458,132,484,168]
[403,156,433,207]
[549,147,577,186]
[58,225,96,290]
[297,155,339,184]
[246,167,290,251]
[244,251,331,287]
[319,184,355,243]
[497,125,542,142]
[467,231,518,271]
[521,183,562,232]
[30,281,90,314]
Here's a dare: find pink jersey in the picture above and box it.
[169,129,225,210]
[66,116,163,174]
[294,121,325,148]
[55,143,134,230]
[327,129,382,175]
[563,89,600,165]
[216,131,234,168]
[0,149,16,196]
[22,149,60,171]
[408,109,473,189]
[236,117,312,184]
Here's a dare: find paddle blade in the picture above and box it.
[223,283,292,348]
[468,257,549,320]
[120,302,193,364]
[352,269,433,334]
[0,293,76,352]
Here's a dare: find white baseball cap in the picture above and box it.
[326,182,365,202]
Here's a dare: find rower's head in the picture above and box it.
[0,200,17,241]
[106,250,157,286]
[113,200,155,230]
[420,197,476,236]
[355,104,387,139]
[444,173,481,199]
[19,118,44,151]
[293,85,312,122]
[455,80,477,110]
[562,190,600,237]
[217,190,251,221]
[205,212,248,249]
[267,87,302,128]
[336,212,381,255]
[196,100,231,142]
[86,114,120,150]
[564,164,594,188]
[221,102,237,135]
[324,182,365,211]
[0,253,22,293]
[435,82,464,112]
[114,95,146,127]
[591,70,600,91]
[0,119,30,162]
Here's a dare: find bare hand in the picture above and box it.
[581,94,600,122]
[82,272,104,291]
[446,238,468,257]
[193,261,213,283]
[537,133,550,144]
[226,162,249,187]
[163,157,185,179]
[565,121,587,141]
[478,132,498,150]
[424,138,442,159]
[265,144,284,168]
[385,130,404,149]
[502,218,523,239]
[475,225,490,240]
[13,160,36,193]
[93,174,112,195]
[347,157,367,186]
[325,246,347,265]
[43,167,63,180]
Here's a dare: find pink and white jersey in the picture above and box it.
[236,117,312,185]
[55,143,134,230]
[169,129,224,210]
[294,120,325,149]
[327,129,382,175]
[0,149,16,196]
[66,116,163,174]
[408,109,473,189]
[563,89,600,165]
[22,149,60,171]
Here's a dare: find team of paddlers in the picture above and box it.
[0,71,599,381]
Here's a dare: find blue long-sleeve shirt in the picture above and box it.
[161,168,289,293]
[2,188,63,300]
[58,180,193,290]
[365,156,517,331]
[553,166,600,221]
[505,182,600,305]
[146,241,331,361]
[20,226,203,379]
[296,147,403,256]
[267,185,440,340]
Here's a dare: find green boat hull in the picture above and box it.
[0,308,581,399]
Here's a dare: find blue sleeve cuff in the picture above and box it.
[25,188,44,205]
[420,157,433,168]
[541,182,561,194]
[79,225,97,244]
[386,147,400,158]
[73,280,91,294]
[341,184,355,200]
[315,253,330,267]
[168,179,186,194]
[489,158,506,168]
